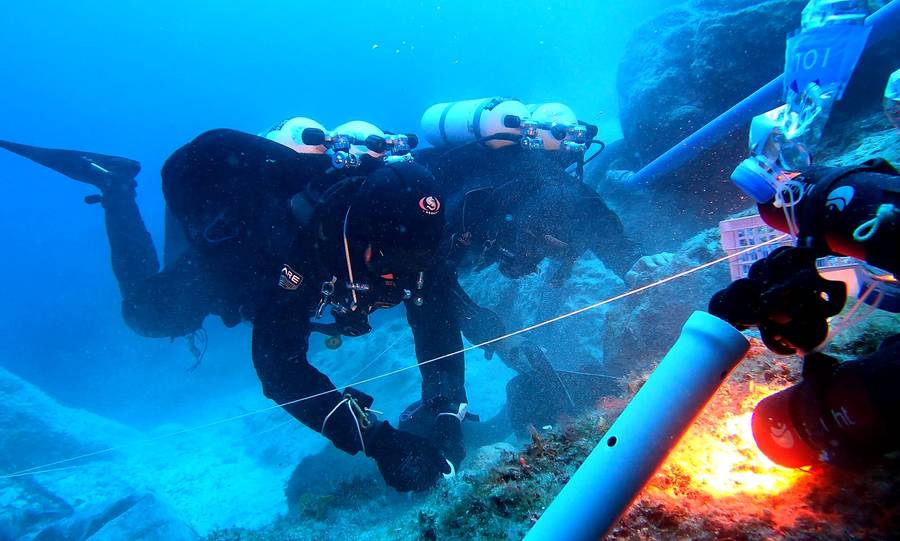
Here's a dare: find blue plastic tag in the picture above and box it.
[784,24,872,101]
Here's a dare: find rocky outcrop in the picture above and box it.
[616,0,807,165]
[0,367,137,476]
[31,493,198,541]
[601,227,731,378]
[0,368,199,540]
[593,0,899,251]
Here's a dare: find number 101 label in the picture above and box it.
[784,24,872,100]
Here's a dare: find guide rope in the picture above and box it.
[0,235,788,480]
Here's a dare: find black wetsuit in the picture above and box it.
[105,129,325,338]
[252,252,468,453]
[73,130,580,450]
[97,129,468,456]
[414,144,641,281]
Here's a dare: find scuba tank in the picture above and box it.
[263,117,329,154]
[421,97,530,149]
[297,121,417,169]
[525,102,588,152]
[333,121,387,159]
[421,98,599,160]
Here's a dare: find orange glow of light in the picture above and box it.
[654,381,805,498]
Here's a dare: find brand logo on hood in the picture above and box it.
[769,421,795,449]
[418,195,441,215]
[826,186,854,212]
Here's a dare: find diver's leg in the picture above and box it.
[100,184,161,299]
[0,140,160,298]
[0,139,142,189]
[447,278,577,433]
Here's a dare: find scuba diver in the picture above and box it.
[0,129,465,491]
[416,98,645,286]
[710,61,900,470]
[407,99,674,435]
[410,141,642,436]
[711,158,900,470]
[413,97,653,285]
[415,142,645,286]
[268,116,591,439]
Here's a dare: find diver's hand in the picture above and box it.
[432,404,467,469]
[398,399,467,470]
[366,421,452,492]
[625,252,674,287]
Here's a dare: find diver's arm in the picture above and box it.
[250,291,373,455]
[405,268,468,407]
[447,278,505,354]
[447,275,558,376]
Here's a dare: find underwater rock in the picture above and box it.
[616,0,806,164]
[0,367,137,474]
[617,0,897,169]
[601,227,731,380]
[461,254,621,372]
[284,444,381,509]
[818,112,900,167]
[0,477,73,540]
[32,492,199,541]
[468,442,518,472]
[0,368,196,540]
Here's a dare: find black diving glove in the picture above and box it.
[432,407,467,468]
[399,398,468,469]
[365,421,452,492]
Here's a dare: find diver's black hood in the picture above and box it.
[315,161,446,280]
[351,161,445,254]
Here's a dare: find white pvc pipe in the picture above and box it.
[525,311,750,541]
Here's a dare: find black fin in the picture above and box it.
[0,139,141,188]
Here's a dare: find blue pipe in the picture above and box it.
[524,311,749,541]
[623,0,900,189]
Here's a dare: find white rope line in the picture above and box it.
[555,369,621,380]
[348,339,403,381]
[1,235,787,480]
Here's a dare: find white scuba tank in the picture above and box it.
[526,102,579,151]
[264,117,328,154]
[333,120,386,158]
[421,97,529,149]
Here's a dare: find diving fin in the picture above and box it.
[0,139,141,191]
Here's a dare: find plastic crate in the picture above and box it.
[718,215,860,287]
[719,215,794,281]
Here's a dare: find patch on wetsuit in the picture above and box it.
[279,264,303,290]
